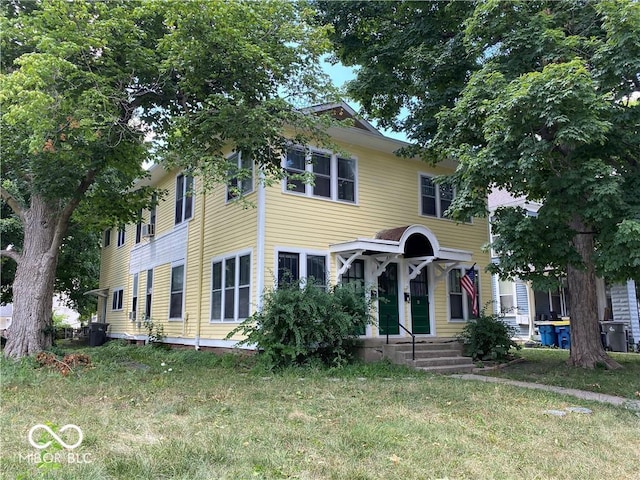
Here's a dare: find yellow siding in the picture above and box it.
[99,126,492,345]
[263,139,491,339]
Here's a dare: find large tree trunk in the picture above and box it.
[566,217,621,369]
[4,197,61,359]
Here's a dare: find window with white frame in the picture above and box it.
[103,229,111,247]
[111,287,124,311]
[211,253,251,322]
[175,173,194,224]
[277,251,328,289]
[145,269,153,320]
[448,268,479,320]
[420,175,455,218]
[117,226,126,247]
[135,209,142,244]
[169,264,185,319]
[227,152,254,200]
[284,147,356,203]
[497,278,516,313]
[131,273,139,321]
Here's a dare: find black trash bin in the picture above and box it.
[89,322,109,346]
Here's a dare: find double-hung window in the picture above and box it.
[284,147,356,203]
[227,152,254,200]
[211,253,251,322]
[117,226,126,247]
[169,264,185,319]
[175,173,194,224]
[448,268,479,321]
[104,229,111,247]
[420,175,455,218]
[145,269,153,320]
[497,278,516,313]
[131,273,139,321]
[277,251,328,289]
[112,287,124,311]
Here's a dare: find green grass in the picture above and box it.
[480,348,640,399]
[1,341,639,480]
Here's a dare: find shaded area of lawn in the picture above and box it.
[2,341,639,480]
[479,348,640,399]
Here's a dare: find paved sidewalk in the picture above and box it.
[450,374,640,412]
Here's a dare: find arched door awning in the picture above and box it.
[329,224,473,280]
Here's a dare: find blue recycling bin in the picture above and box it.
[555,325,571,349]
[539,324,558,347]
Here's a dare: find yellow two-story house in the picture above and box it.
[94,102,491,354]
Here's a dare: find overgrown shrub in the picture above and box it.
[457,311,521,361]
[226,281,373,369]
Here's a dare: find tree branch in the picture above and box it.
[0,248,21,263]
[0,186,26,222]
[48,169,99,260]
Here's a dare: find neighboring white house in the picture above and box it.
[0,295,82,337]
[488,189,640,349]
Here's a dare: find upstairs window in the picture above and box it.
[420,175,455,219]
[227,152,254,200]
[175,173,194,224]
[103,229,111,247]
[284,147,356,203]
[117,226,126,247]
[135,209,142,244]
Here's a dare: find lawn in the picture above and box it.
[480,348,640,399]
[1,342,639,480]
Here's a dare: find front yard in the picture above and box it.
[2,342,639,479]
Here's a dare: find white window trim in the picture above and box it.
[418,173,471,223]
[131,273,139,322]
[226,152,255,202]
[116,226,126,248]
[111,287,124,311]
[496,275,517,315]
[274,247,330,288]
[281,146,358,204]
[210,249,253,323]
[447,266,480,322]
[168,262,186,321]
[175,173,195,226]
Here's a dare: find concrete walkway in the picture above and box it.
[450,374,640,412]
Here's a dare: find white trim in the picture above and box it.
[256,170,266,310]
[168,261,186,321]
[225,151,255,202]
[210,249,253,323]
[111,287,124,311]
[447,265,480,322]
[274,247,329,288]
[106,334,256,350]
[174,172,195,226]
[281,147,358,205]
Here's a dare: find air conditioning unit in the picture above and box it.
[141,223,155,238]
[129,311,136,321]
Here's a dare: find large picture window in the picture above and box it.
[211,253,251,322]
[277,251,327,289]
[284,147,356,203]
[175,173,194,224]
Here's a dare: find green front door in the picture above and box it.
[410,268,430,334]
[378,263,399,335]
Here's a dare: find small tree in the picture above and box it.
[227,281,373,369]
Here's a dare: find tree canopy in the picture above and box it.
[1,0,336,358]
[320,0,640,368]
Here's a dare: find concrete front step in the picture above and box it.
[381,341,474,374]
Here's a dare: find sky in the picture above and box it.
[321,57,410,143]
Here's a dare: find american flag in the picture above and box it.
[460,267,478,317]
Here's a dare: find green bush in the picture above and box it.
[457,311,521,361]
[227,281,373,369]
